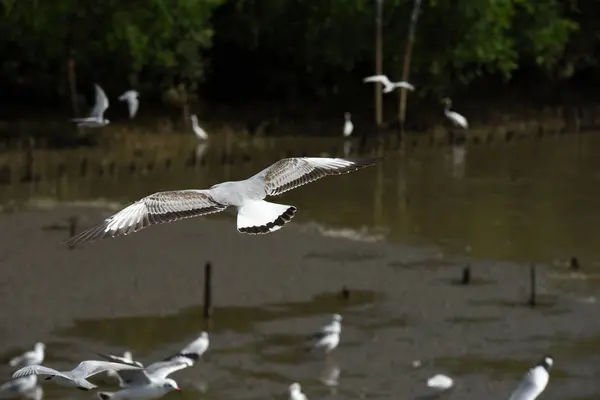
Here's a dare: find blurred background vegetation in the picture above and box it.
[0,0,598,126]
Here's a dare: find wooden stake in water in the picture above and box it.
[529,264,536,307]
[203,262,213,320]
[461,265,471,285]
[67,216,78,250]
[374,0,384,127]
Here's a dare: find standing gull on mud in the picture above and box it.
[508,356,553,400]
[8,343,45,368]
[307,314,342,356]
[64,157,382,246]
[288,383,308,400]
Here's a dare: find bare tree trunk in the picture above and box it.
[178,83,189,129]
[374,0,384,127]
[67,50,79,118]
[398,0,422,135]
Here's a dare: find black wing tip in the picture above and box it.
[238,206,297,235]
[352,157,385,166]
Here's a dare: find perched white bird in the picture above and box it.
[0,375,40,399]
[307,314,342,355]
[427,374,454,391]
[443,98,468,129]
[72,84,110,127]
[63,157,381,246]
[288,383,308,400]
[12,361,142,391]
[118,90,140,119]
[190,114,209,140]
[98,332,209,389]
[9,343,45,368]
[363,75,415,93]
[343,112,353,137]
[508,356,553,400]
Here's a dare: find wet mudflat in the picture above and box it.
[1,133,600,399]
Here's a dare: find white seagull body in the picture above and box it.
[343,113,353,137]
[118,90,140,119]
[508,356,553,400]
[98,332,209,389]
[0,375,41,399]
[190,114,209,140]
[12,361,142,391]
[363,75,415,93]
[8,343,45,368]
[307,314,342,354]
[443,98,468,129]
[64,157,381,246]
[72,84,110,127]
[427,374,454,391]
[289,383,308,400]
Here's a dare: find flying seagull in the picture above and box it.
[63,157,382,246]
[118,90,140,119]
[363,75,415,93]
[508,356,553,400]
[343,113,353,137]
[306,314,342,356]
[98,332,209,388]
[443,98,468,129]
[427,374,454,391]
[191,114,209,140]
[9,343,45,368]
[12,360,142,391]
[71,84,110,127]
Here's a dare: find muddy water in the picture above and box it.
[1,132,600,399]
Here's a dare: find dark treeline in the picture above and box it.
[1,0,600,123]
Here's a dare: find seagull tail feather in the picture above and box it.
[237,200,296,235]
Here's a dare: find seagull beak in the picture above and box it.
[175,388,181,391]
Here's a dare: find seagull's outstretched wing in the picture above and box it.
[393,81,415,91]
[363,75,391,86]
[144,360,191,381]
[72,360,142,378]
[254,157,382,196]
[91,84,109,119]
[128,97,139,118]
[63,190,227,246]
[95,352,143,368]
[12,365,69,380]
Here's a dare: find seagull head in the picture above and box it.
[540,355,553,370]
[103,118,110,124]
[35,342,45,351]
[200,331,209,340]
[332,314,342,322]
[289,383,301,393]
[442,97,452,106]
[163,379,180,392]
[344,112,351,120]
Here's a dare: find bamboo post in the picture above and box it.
[203,262,213,320]
[398,0,422,135]
[374,0,384,127]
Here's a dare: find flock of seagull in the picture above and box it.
[7,76,548,400]
[71,75,467,144]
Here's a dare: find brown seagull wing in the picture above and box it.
[64,190,227,246]
[258,157,383,196]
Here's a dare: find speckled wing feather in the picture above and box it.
[63,190,227,246]
[12,365,68,380]
[259,157,383,196]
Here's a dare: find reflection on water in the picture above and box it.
[3,133,600,399]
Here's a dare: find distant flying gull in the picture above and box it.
[443,98,468,129]
[343,112,353,137]
[118,90,140,119]
[288,383,308,400]
[98,332,209,389]
[71,84,110,127]
[363,75,415,93]
[508,356,553,400]
[63,157,382,246]
[0,375,40,399]
[307,314,342,356]
[191,114,209,140]
[12,360,142,391]
[9,343,45,368]
[427,374,454,391]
